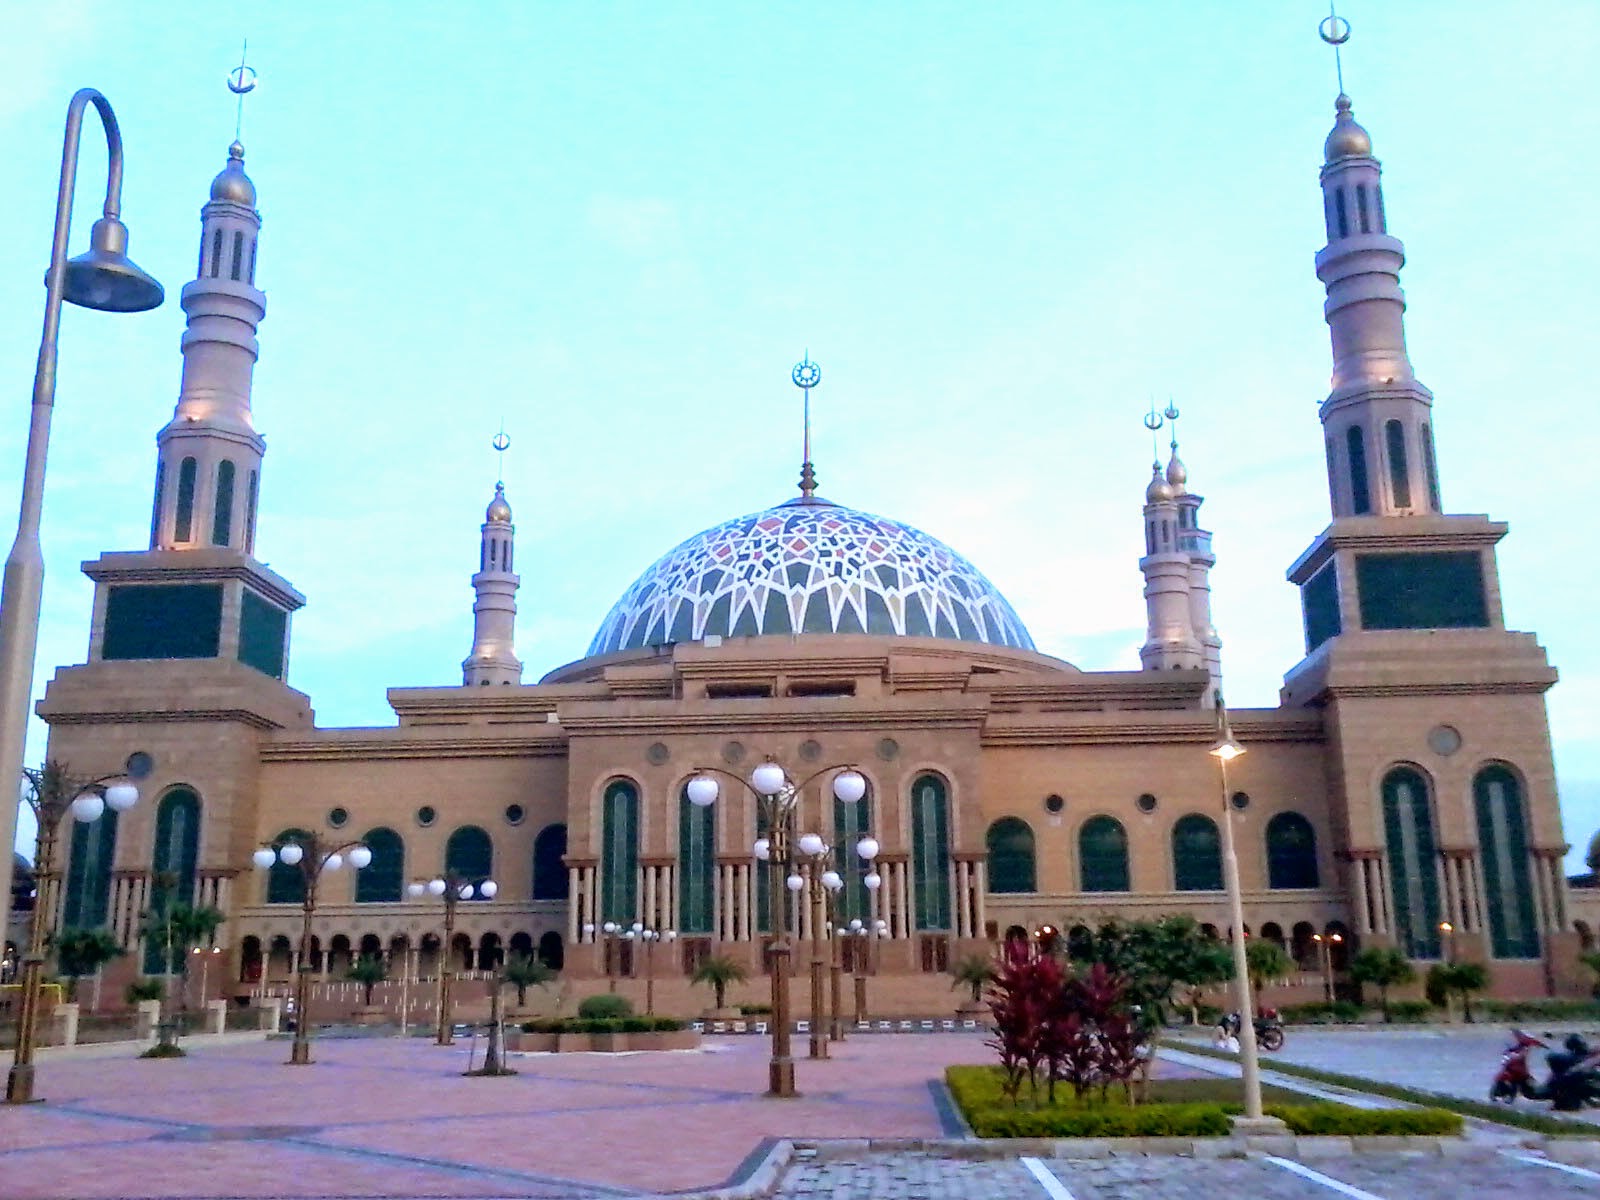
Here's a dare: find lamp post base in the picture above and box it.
[767,1057,797,1098]
[5,1064,38,1104]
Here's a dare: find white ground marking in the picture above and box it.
[1264,1155,1389,1199]
[1020,1156,1076,1200]
[1506,1152,1600,1182]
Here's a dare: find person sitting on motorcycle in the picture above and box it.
[1545,1034,1594,1111]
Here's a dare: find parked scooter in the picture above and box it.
[1488,1029,1546,1103]
[1216,1009,1286,1053]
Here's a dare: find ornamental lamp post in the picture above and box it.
[252,834,372,1065]
[190,944,223,1010]
[7,761,140,1103]
[407,872,496,1045]
[1311,931,1343,1004]
[684,759,866,1098]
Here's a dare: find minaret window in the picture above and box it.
[1356,185,1371,234]
[1324,438,1338,509]
[150,462,165,549]
[175,457,198,542]
[212,460,236,546]
[248,237,257,284]
[1385,420,1411,509]
[505,542,513,571]
[210,228,223,278]
[488,541,497,569]
[1324,192,1337,241]
[244,470,258,554]
[1421,424,1441,510]
[1346,427,1371,514]
[230,231,244,281]
[1334,189,1349,239]
[1376,186,1387,233]
[1145,522,1155,555]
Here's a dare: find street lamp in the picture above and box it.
[0,91,164,923]
[406,872,496,1045]
[846,915,888,1026]
[1310,931,1343,1004]
[1210,697,1268,1125]
[685,758,867,1098]
[6,760,139,1103]
[594,921,623,992]
[809,834,879,1045]
[189,944,223,1010]
[252,834,372,1065]
[624,926,676,1015]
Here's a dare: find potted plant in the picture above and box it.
[690,955,747,1018]
[949,954,995,1015]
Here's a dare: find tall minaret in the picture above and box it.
[462,446,522,686]
[149,141,267,553]
[1138,424,1203,672]
[1315,92,1441,518]
[1166,434,1222,702]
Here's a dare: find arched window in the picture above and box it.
[210,228,223,277]
[1421,423,1441,511]
[833,781,873,927]
[355,827,403,902]
[1381,767,1442,958]
[174,457,198,542]
[1474,765,1540,959]
[1346,427,1371,514]
[230,230,244,281]
[1173,814,1222,891]
[538,930,564,971]
[1079,816,1129,893]
[244,470,259,554]
[678,788,714,934]
[1385,420,1411,509]
[266,828,310,904]
[600,780,639,924]
[212,460,235,546]
[985,817,1035,894]
[62,807,118,928]
[910,774,951,931]
[1265,812,1320,889]
[1356,184,1371,233]
[532,823,568,900]
[146,787,202,972]
[1334,188,1349,238]
[445,825,493,890]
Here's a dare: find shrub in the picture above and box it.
[518,1015,686,1035]
[1479,998,1600,1021]
[577,994,633,1019]
[1278,1001,1365,1025]
[1264,1103,1461,1136]
[139,1043,186,1059]
[124,978,164,1004]
[1348,946,1416,1023]
[971,1103,1232,1139]
[1386,1000,1435,1023]
[738,1003,772,1016]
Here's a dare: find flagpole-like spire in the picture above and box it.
[792,353,821,502]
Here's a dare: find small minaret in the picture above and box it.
[1316,91,1441,518]
[149,140,267,554]
[462,469,522,686]
[1166,437,1222,704]
[1139,442,1203,671]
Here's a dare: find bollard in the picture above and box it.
[135,999,162,1042]
[57,1002,80,1047]
[260,998,282,1033]
[205,999,227,1036]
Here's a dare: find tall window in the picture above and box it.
[1385,420,1411,509]
[985,817,1035,894]
[1356,184,1371,233]
[210,228,223,277]
[1265,812,1320,889]
[1474,765,1540,959]
[532,823,568,900]
[444,825,493,889]
[679,786,715,934]
[150,463,165,548]
[1334,189,1349,238]
[1173,814,1223,891]
[146,787,201,972]
[1079,816,1129,892]
[1382,767,1442,958]
[1346,427,1371,514]
[174,457,198,542]
[910,774,951,931]
[266,828,309,903]
[833,785,873,926]
[212,460,235,546]
[1421,424,1441,511]
[62,807,117,928]
[230,231,244,280]
[355,827,403,902]
[244,470,259,553]
[600,780,639,924]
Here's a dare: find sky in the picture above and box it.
[2,2,1597,866]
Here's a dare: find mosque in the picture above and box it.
[19,59,1586,1014]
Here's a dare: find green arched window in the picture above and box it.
[62,808,118,928]
[1079,816,1129,893]
[1265,812,1320,889]
[600,780,639,924]
[266,828,310,904]
[444,825,493,888]
[146,787,201,971]
[355,827,403,902]
[911,774,951,931]
[533,823,568,900]
[985,817,1036,894]
[1382,767,1442,958]
[1474,765,1540,959]
[1173,814,1222,891]
[678,787,715,934]
[833,784,873,927]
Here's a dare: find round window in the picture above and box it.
[876,737,900,761]
[1136,793,1158,814]
[1427,725,1463,756]
[1043,794,1065,815]
[505,803,526,826]
[646,742,670,765]
[1230,791,1250,811]
[798,739,822,762]
[124,751,155,780]
[416,805,437,828]
[721,741,746,765]
[327,806,349,828]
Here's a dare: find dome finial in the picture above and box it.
[1319,7,1373,161]
[1163,400,1187,490]
[226,38,257,149]
[792,353,822,503]
[487,424,513,521]
[212,43,260,206]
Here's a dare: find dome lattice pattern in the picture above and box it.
[588,500,1034,657]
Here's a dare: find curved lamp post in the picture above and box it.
[1211,696,1266,1124]
[622,925,676,1015]
[685,759,866,1098]
[252,835,372,1065]
[796,833,879,1049]
[847,917,889,1025]
[0,91,163,924]
[1311,931,1343,1003]
[407,872,496,1045]
[7,760,140,1103]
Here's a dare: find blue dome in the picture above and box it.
[588,498,1034,656]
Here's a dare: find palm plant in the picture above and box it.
[1244,939,1293,1001]
[949,954,996,1006]
[139,902,224,1009]
[1348,946,1415,1022]
[501,953,555,1007]
[690,955,747,1011]
[346,954,388,1006]
[51,927,124,1003]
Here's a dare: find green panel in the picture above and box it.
[103,585,222,661]
[833,791,873,926]
[600,781,638,924]
[1382,769,1442,958]
[239,588,288,678]
[985,817,1036,894]
[145,788,201,973]
[1265,812,1320,889]
[678,789,715,933]
[62,808,117,928]
[1301,562,1342,653]
[445,825,494,888]
[355,827,404,902]
[1173,814,1222,891]
[1079,816,1129,893]
[533,823,568,900]
[911,775,951,931]
[266,828,310,903]
[1474,766,1541,959]
[1356,552,1488,631]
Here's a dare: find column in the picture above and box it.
[1374,858,1394,936]
[586,867,598,934]
[566,869,581,942]
[644,866,657,932]
[1465,855,1488,933]
[953,862,968,939]
[896,861,912,940]
[972,860,988,938]
[739,863,752,941]
[1440,855,1462,929]
[1349,856,1371,935]
[1547,854,1569,931]
[1531,852,1555,934]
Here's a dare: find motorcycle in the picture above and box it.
[1525,1033,1600,1111]
[1489,1029,1546,1103]
[1217,1009,1285,1053]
